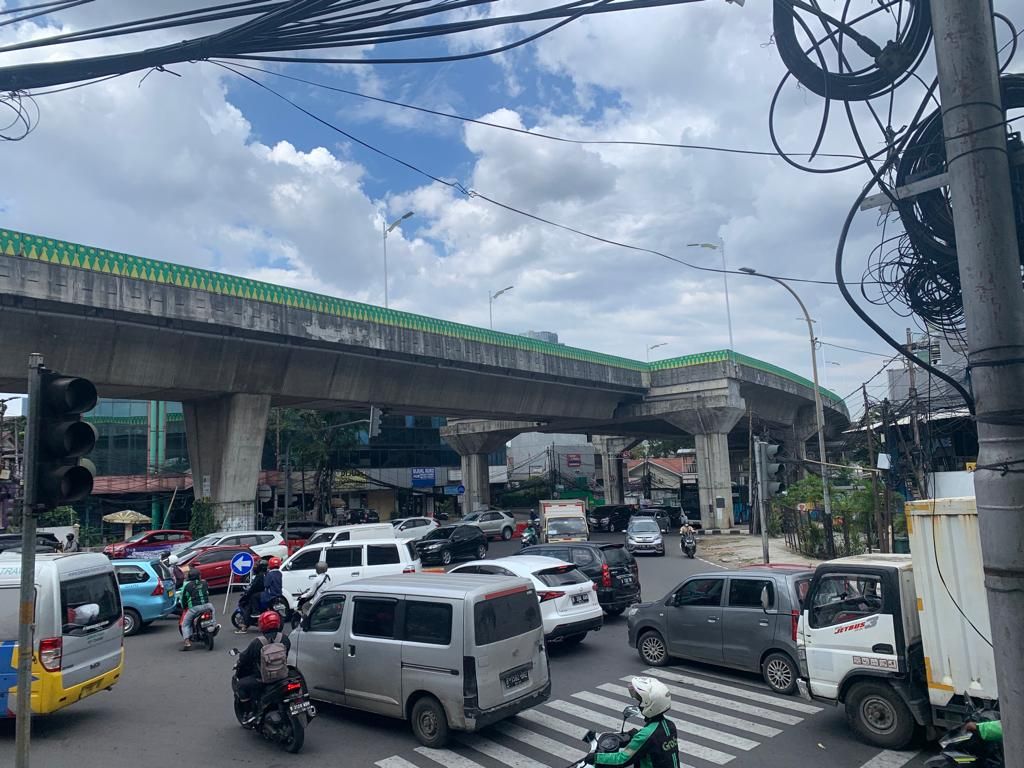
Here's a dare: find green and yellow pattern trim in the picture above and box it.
[0,228,842,404]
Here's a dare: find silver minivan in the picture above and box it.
[291,573,551,746]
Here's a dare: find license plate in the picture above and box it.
[289,700,312,715]
[502,669,530,690]
[201,620,217,629]
[619,576,634,585]
[571,594,589,605]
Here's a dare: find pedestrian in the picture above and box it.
[62,532,81,553]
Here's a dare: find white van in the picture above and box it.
[0,552,124,717]
[279,538,421,597]
[305,523,395,547]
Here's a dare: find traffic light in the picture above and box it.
[368,406,382,438]
[761,442,784,497]
[34,372,98,507]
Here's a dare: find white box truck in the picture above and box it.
[538,499,589,543]
[795,497,998,749]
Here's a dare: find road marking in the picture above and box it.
[517,709,595,739]
[546,699,734,765]
[644,668,822,713]
[857,750,921,768]
[377,758,423,768]
[414,747,487,768]
[459,733,553,768]
[597,683,782,737]
[573,690,760,751]
[495,721,586,762]
[619,676,804,725]
[697,557,725,569]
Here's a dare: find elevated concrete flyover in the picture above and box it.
[0,229,848,527]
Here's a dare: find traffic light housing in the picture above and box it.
[368,406,382,439]
[34,372,97,507]
[761,443,784,496]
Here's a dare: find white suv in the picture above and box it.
[390,517,440,541]
[168,530,287,564]
[449,555,603,645]
[279,537,421,596]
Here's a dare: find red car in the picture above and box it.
[104,529,191,559]
[177,545,260,589]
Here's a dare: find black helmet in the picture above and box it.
[255,558,269,573]
[187,567,201,581]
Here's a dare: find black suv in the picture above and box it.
[346,508,380,524]
[587,505,635,532]
[0,533,62,554]
[517,542,640,615]
[415,524,488,565]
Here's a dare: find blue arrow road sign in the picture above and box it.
[230,552,255,577]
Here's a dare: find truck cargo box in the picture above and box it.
[905,497,998,707]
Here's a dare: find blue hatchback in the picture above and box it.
[114,558,177,636]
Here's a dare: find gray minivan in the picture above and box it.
[291,573,551,746]
[625,566,813,694]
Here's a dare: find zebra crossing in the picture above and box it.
[374,667,823,768]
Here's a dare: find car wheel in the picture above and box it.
[501,527,513,541]
[845,680,916,749]
[441,549,452,566]
[762,652,798,694]
[560,633,586,646]
[476,544,487,559]
[638,630,670,666]
[122,608,142,637]
[411,695,450,748]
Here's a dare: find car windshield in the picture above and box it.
[390,520,403,527]
[462,513,481,522]
[629,520,660,533]
[125,531,150,543]
[423,528,455,541]
[602,545,632,566]
[548,519,587,535]
[177,534,218,554]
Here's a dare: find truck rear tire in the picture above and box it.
[844,681,915,750]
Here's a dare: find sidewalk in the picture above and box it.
[695,533,820,568]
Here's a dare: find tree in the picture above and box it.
[274,408,364,520]
[190,497,216,539]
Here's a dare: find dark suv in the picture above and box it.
[587,505,635,532]
[517,542,640,615]
[346,508,380,524]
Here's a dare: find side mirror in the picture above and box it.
[229,648,240,656]
[623,705,641,720]
[760,585,771,614]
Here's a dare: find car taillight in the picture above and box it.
[791,610,800,642]
[286,681,303,693]
[591,580,597,592]
[601,564,612,588]
[39,637,62,672]
[201,612,212,621]
[538,591,565,602]
[402,565,416,574]
[463,656,479,705]
[151,581,165,597]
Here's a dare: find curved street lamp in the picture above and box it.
[489,285,514,329]
[382,210,414,309]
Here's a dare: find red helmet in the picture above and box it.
[267,556,282,570]
[258,610,282,633]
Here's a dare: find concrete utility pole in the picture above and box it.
[931,0,1024,753]
[16,353,43,768]
[905,328,927,498]
[862,385,883,553]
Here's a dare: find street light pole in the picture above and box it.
[489,285,514,330]
[739,268,833,543]
[646,342,667,363]
[381,211,414,309]
[688,240,734,352]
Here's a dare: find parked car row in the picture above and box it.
[587,504,699,533]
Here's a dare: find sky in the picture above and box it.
[0,0,1020,419]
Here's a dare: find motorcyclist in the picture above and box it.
[588,676,678,767]
[521,519,539,547]
[179,567,216,650]
[966,719,1002,742]
[259,558,284,611]
[297,561,329,617]
[678,523,696,537]
[234,610,292,723]
[236,559,268,633]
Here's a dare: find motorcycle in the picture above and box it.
[924,696,1002,767]
[681,533,697,559]
[230,648,315,753]
[566,705,641,768]
[521,525,539,549]
[231,589,292,631]
[181,608,220,651]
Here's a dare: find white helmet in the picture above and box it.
[629,676,671,718]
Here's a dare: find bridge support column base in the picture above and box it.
[460,453,491,513]
[184,393,271,529]
[594,436,641,505]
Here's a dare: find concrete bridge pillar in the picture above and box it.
[441,420,537,513]
[593,436,640,504]
[666,405,745,530]
[793,406,820,479]
[183,393,271,529]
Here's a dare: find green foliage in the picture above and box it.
[628,437,694,459]
[38,505,78,527]
[496,477,553,508]
[189,497,217,539]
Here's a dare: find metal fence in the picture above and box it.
[780,506,867,560]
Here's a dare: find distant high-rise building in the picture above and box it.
[523,330,560,345]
